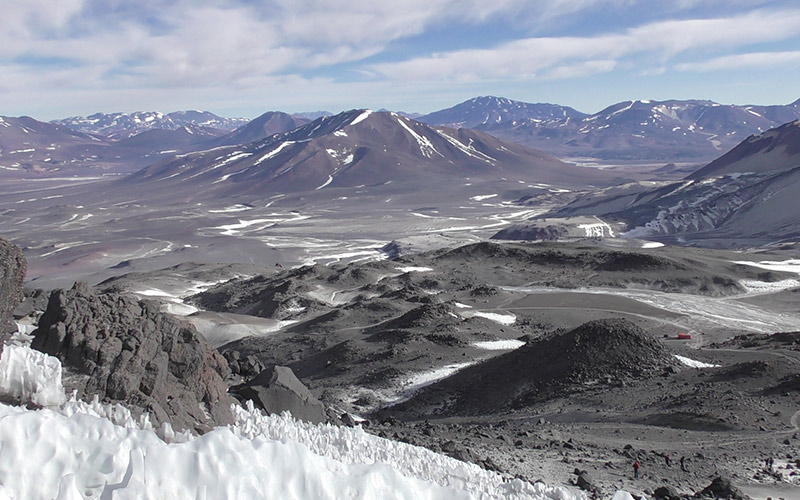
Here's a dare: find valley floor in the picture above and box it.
[3,178,800,499]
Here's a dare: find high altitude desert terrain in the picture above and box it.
[2,100,800,500]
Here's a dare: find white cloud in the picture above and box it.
[1,0,86,35]
[0,0,543,92]
[676,50,800,71]
[627,8,800,57]
[369,8,800,82]
[371,35,629,81]
[542,60,618,80]
[2,1,800,117]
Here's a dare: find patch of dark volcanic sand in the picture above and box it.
[423,241,795,296]
[384,318,678,418]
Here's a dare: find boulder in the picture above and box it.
[232,365,326,424]
[440,440,478,463]
[575,471,599,495]
[0,238,26,346]
[694,476,750,499]
[654,485,681,500]
[340,412,358,427]
[31,282,234,433]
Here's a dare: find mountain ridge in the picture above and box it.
[121,109,620,200]
[53,110,250,139]
[420,96,800,162]
[535,119,800,246]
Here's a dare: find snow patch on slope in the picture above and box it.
[395,266,433,273]
[349,110,373,126]
[397,118,443,158]
[460,311,517,325]
[473,340,526,350]
[471,194,498,201]
[434,130,496,165]
[674,355,720,369]
[316,174,335,190]
[255,141,295,164]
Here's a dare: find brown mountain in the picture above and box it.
[122,110,620,199]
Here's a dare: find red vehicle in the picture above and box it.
[677,332,692,340]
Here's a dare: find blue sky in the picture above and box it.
[2,0,799,119]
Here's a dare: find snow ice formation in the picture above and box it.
[0,344,65,407]
[0,343,593,500]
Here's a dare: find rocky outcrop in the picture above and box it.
[223,350,265,379]
[491,224,570,241]
[694,476,751,499]
[12,289,49,320]
[0,238,26,347]
[231,365,326,424]
[32,282,234,433]
[654,485,682,500]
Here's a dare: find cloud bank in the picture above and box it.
[1,0,799,117]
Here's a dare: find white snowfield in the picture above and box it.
[470,194,498,201]
[0,344,593,500]
[460,310,517,326]
[674,354,721,369]
[473,340,526,350]
[395,266,434,273]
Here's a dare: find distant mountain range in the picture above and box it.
[532,119,800,246]
[420,96,586,128]
[5,96,800,180]
[121,109,618,200]
[208,111,309,147]
[50,95,800,166]
[52,111,250,139]
[0,115,106,176]
[419,96,800,162]
[0,112,308,177]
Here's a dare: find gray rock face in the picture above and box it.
[0,238,26,346]
[232,365,326,425]
[12,289,49,319]
[31,282,234,433]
